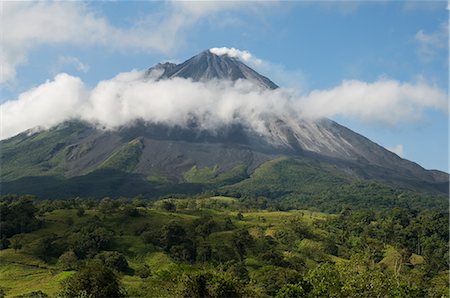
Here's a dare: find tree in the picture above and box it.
[98,197,116,215]
[231,229,253,261]
[0,196,41,239]
[161,201,176,212]
[10,237,23,252]
[161,222,187,251]
[95,251,129,273]
[27,234,61,261]
[276,284,308,298]
[58,250,78,270]
[59,261,125,298]
[179,272,210,298]
[76,208,85,217]
[178,272,244,298]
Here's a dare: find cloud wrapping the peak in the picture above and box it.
[0,70,447,140]
[210,47,262,65]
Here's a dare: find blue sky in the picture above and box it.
[1,1,448,171]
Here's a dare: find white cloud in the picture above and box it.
[415,22,448,63]
[210,47,262,65]
[297,79,448,125]
[210,47,307,90]
[54,56,90,74]
[0,71,446,140]
[0,73,86,138]
[1,1,266,83]
[387,144,404,157]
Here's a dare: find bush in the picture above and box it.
[58,250,78,270]
[59,261,125,298]
[178,272,244,298]
[95,251,129,273]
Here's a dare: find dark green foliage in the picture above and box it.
[305,259,423,297]
[231,229,253,261]
[161,201,176,212]
[251,266,302,297]
[161,221,187,250]
[226,261,249,282]
[193,215,218,238]
[196,242,213,263]
[160,221,196,262]
[275,283,310,298]
[58,250,78,270]
[26,233,63,262]
[66,218,113,258]
[76,207,85,217]
[0,196,41,239]
[10,237,23,252]
[324,208,449,274]
[14,290,49,298]
[95,251,129,273]
[178,272,245,298]
[121,205,139,217]
[59,261,125,298]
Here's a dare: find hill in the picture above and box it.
[0,196,447,297]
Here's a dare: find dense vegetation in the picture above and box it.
[0,195,448,297]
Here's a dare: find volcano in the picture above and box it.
[1,49,447,207]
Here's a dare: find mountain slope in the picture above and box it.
[1,49,447,204]
[146,50,278,89]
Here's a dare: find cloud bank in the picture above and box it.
[298,79,447,125]
[0,71,446,140]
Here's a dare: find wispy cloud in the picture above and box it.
[52,56,90,74]
[1,1,271,83]
[210,47,307,90]
[415,22,448,63]
[387,144,404,157]
[210,47,263,65]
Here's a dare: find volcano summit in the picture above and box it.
[1,49,447,207]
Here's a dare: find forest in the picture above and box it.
[0,194,448,297]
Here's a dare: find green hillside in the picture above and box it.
[0,196,447,297]
[1,122,90,181]
[221,157,448,212]
[99,138,144,172]
[2,155,447,213]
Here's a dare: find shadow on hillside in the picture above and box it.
[1,169,205,199]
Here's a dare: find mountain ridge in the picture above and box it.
[146,50,278,89]
[1,49,448,201]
